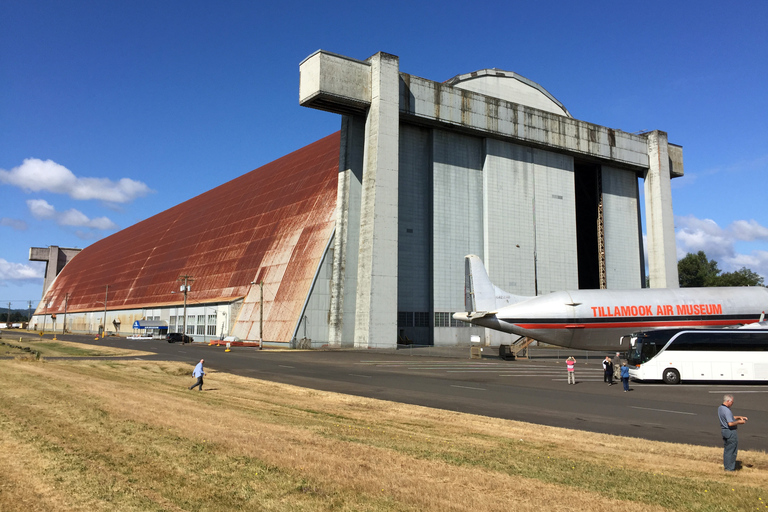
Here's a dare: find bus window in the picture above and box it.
[628,339,661,366]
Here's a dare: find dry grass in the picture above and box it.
[0,335,153,358]
[0,359,766,511]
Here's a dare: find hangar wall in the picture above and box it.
[602,166,643,289]
[300,50,683,349]
[397,124,433,345]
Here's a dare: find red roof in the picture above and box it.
[40,132,340,341]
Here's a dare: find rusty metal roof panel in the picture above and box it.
[40,132,340,342]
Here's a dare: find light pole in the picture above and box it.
[43,300,49,334]
[250,280,264,349]
[178,275,193,339]
[101,285,109,338]
[63,293,69,334]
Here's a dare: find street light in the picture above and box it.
[63,293,69,334]
[43,300,49,334]
[102,285,109,338]
[250,280,263,349]
[177,275,193,339]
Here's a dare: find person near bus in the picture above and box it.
[566,356,576,384]
[718,394,748,471]
[602,356,614,385]
[612,352,622,380]
[620,362,630,392]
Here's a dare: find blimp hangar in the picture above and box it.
[31,50,683,348]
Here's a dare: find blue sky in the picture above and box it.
[2,0,767,309]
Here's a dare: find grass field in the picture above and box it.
[0,357,766,511]
[0,333,153,358]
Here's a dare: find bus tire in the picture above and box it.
[662,368,680,385]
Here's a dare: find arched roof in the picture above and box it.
[445,69,571,117]
[40,132,340,341]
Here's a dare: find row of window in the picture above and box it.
[398,312,470,328]
[668,332,768,351]
[169,314,218,336]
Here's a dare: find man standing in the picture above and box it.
[612,352,622,381]
[603,356,614,385]
[189,359,205,391]
[718,394,748,471]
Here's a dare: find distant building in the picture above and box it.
[32,50,682,347]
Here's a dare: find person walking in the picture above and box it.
[603,356,614,385]
[718,394,748,471]
[566,356,576,384]
[189,359,205,391]
[620,362,630,392]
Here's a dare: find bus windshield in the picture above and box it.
[627,337,663,365]
[626,329,688,366]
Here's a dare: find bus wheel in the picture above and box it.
[662,368,680,385]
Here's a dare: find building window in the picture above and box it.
[414,312,430,327]
[207,324,216,336]
[197,325,205,335]
[186,325,195,335]
[434,312,467,327]
[208,314,216,324]
[451,315,468,328]
[397,311,414,327]
[170,316,176,328]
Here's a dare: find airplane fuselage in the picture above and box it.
[458,287,768,351]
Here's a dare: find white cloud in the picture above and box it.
[0,158,153,203]
[728,219,768,242]
[26,199,118,231]
[674,214,768,279]
[27,198,56,219]
[0,259,44,281]
[0,217,27,230]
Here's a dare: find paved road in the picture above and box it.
[13,332,768,451]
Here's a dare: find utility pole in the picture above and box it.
[28,300,32,331]
[102,285,109,338]
[63,293,69,334]
[178,275,194,339]
[251,280,264,349]
[6,302,11,327]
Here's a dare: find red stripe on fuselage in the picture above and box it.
[516,318,754,330]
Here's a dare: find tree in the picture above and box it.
[717,267,764,287]
[678,251,720,287]
[678,251,765,287]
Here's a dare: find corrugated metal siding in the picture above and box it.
[39,132,340,342]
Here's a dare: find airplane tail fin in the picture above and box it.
[464,255,531,313]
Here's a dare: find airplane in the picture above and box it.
[452,255,768,351]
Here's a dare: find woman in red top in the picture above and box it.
[566,356,576,384]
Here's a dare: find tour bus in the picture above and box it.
[626,328,768,384]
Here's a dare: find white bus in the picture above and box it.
[626,328,768,384]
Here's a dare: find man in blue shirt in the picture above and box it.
[189,359,205,391]
[718,394,748,471]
